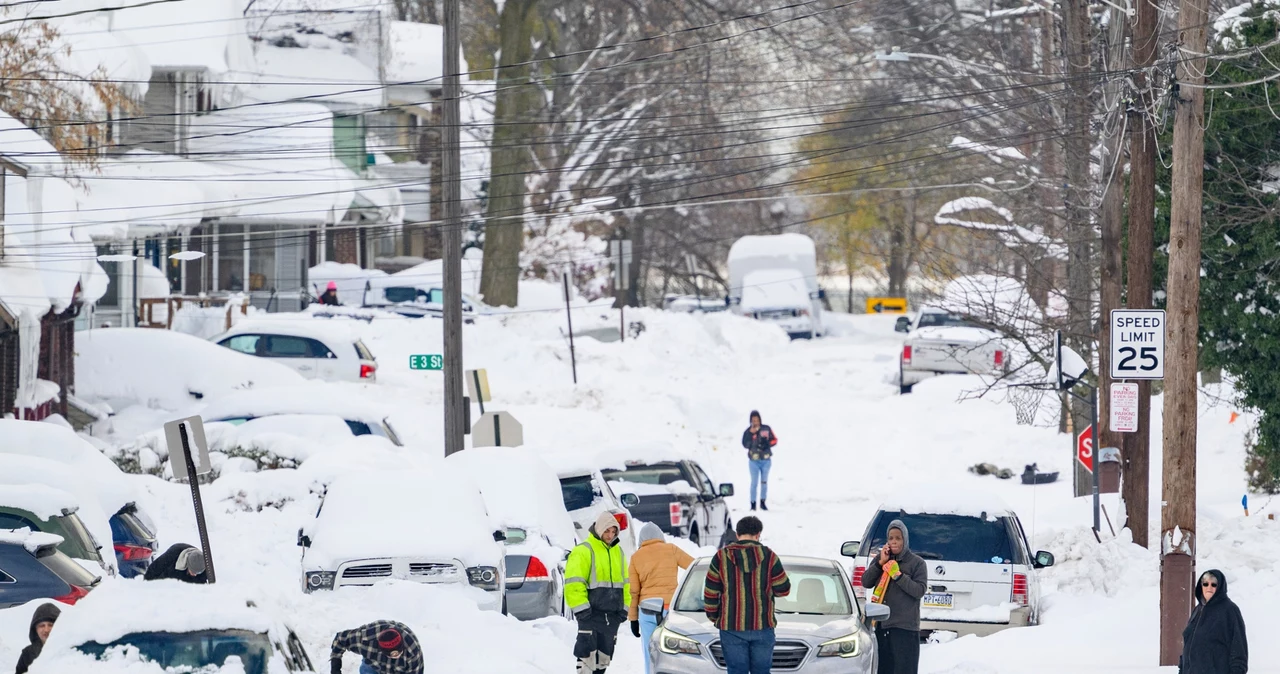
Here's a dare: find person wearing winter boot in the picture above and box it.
[1180,569,1248,674]
[860,520,928,674]
[15,603,60,674]
[143,543,208,584]
[330,621,422,674]
[741,411,777,511]
[629,523,694,674]
[566,511,631,673]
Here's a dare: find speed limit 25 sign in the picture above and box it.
[1110,309,1166,380]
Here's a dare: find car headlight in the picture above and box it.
[304,571,335,592]
[467,566,501,591]
[658,627,701,655]
[817,633,862,658]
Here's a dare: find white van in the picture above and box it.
[727,234,825,339]
[841,493,1055,639]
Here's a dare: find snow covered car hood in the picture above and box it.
[910,325,1000,344]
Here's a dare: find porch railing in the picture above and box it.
[139,295,250,331]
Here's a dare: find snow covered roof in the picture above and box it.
[740,268,810,310]
[246,45,383,109]
[75,328,304,412]
[446,448,578,550]
[53,14,153,99]
[307,467,502,568]
[0,484,79,521]
[386,21,444,102]
[108,0,256,75]
[0,528,64,553]
[197,383,391,427]
[727,234,818,294]
[39,582,276,653]
[0,457,116,561]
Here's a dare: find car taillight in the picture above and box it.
[799,309,810,316]
[614,512,629,531]
[902,345,912,365]
[525,556,550,580]
[360,363,376,379]
[113,543,153,561]
[54,585,89,606]
[670,503,684,528]
[994,350,1005,367]
[852,566,866,599]
[1012,573,1029,607]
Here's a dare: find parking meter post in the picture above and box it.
[563,274,578,384]
[178,422,216,583]
[494,414,501,447]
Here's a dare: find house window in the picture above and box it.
[218,225,245,291]
[248,229,275,292]
[333,114,368,173]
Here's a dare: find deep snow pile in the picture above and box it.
[8,307,1278,674]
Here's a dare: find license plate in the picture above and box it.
[922,593,954,608]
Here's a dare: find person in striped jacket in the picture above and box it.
[703,516,791,674]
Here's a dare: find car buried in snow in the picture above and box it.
[198,384,405,447]
[213,320,379,383]
[651,555,886,674]
[0,529,101,609]
[842,491,1055,640]
[539,455,641,557]
[602,459,735,548]
[297,467,508,612]
[896,307,1009,394]
[28,582,317,674]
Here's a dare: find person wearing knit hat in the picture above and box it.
[565,510,631,673]
[143,543,208,584]
[628,523,694,674]
[741,410,778,511]
[330,620,423,674]
[318,281,342,306]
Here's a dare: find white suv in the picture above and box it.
[554,467,640,557]
[842,495,1054,639]
[213,321,378,383]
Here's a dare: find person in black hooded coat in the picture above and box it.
[1180,569,1248,674]
[15,602,60,674]
[143,543,208,584]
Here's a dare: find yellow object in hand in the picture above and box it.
[885,560,901,580]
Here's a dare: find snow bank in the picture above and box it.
[446,447,578,550]
[0,484,79,522]
[0,421,145,519]
[76,329,304,412]
[198,383,392,427]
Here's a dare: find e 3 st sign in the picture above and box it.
[1110,309,1166,380]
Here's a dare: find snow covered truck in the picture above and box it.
[726,233,826,339]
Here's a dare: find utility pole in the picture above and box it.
[1161,0,1207,664]
[1124,0,1160,551]
[441,0,465,456]
[1097,1,1127,456]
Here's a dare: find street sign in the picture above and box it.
[1110,383,1140,433]
[610,239,632,291]
[1110,309,1166,379]
[409,354,443,370]
[866,297,908,314]
[1077,424,1094,473]
[164,416,211,482]
[472,411,523,447]
[466,368,491,403]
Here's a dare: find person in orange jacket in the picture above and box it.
[628,523,694,674]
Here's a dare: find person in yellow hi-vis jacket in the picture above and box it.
[566,511,631,674]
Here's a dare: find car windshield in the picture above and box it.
[674,563,853,616]
[559,476,597,512]
[917,312,980,329]
[864,512,1021,564]
[77,629,273,674]
[602,464,684,486]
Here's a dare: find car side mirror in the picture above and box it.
[719,483,735,497]
[620,493,640,508]
[297,528,311,548]
[864,602,891,621]
[840,541,860,558]
[894,317,911,333]
[493,530,507,543]
[1034,550,1055,568]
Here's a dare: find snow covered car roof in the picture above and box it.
[76,328,304,411]
[199,383,392,427]
[876,486,1015,519]
[0,483,81,521]
[0,422,143,519]
[0,528,65,553]
[446,447,577,550]
[215,317,367,346]
[305,467,503,569]
[740,268,810,310]
[0,470,114,569]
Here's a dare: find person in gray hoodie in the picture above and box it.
[859,519,927,674]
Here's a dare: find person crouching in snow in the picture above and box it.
[860,520,927,674]
[330,621,423,674]
[1180,569,1248,674]
[566,511,631,673]
[741,410,777,511]
[319,281,342,306]
[143,543,208,584]
[629,522,694,674]
[15,603,59,674]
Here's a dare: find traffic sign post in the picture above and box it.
[410,354,443,371]
[163,416,216,583]
[1110,309,1166,379]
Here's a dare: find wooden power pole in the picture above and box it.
[1124,0,1161,550]
[442,0,465,456]
[1097,0,1128,457]
[1161,0,1208,664]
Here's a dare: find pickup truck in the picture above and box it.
[897,307,1008,394]
[602,460,735,548]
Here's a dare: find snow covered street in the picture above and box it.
[5,307,1276,673]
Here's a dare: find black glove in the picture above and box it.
[330,659,342,674]
[631,620,641,638]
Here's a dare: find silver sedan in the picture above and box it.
[649,556,887,673]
